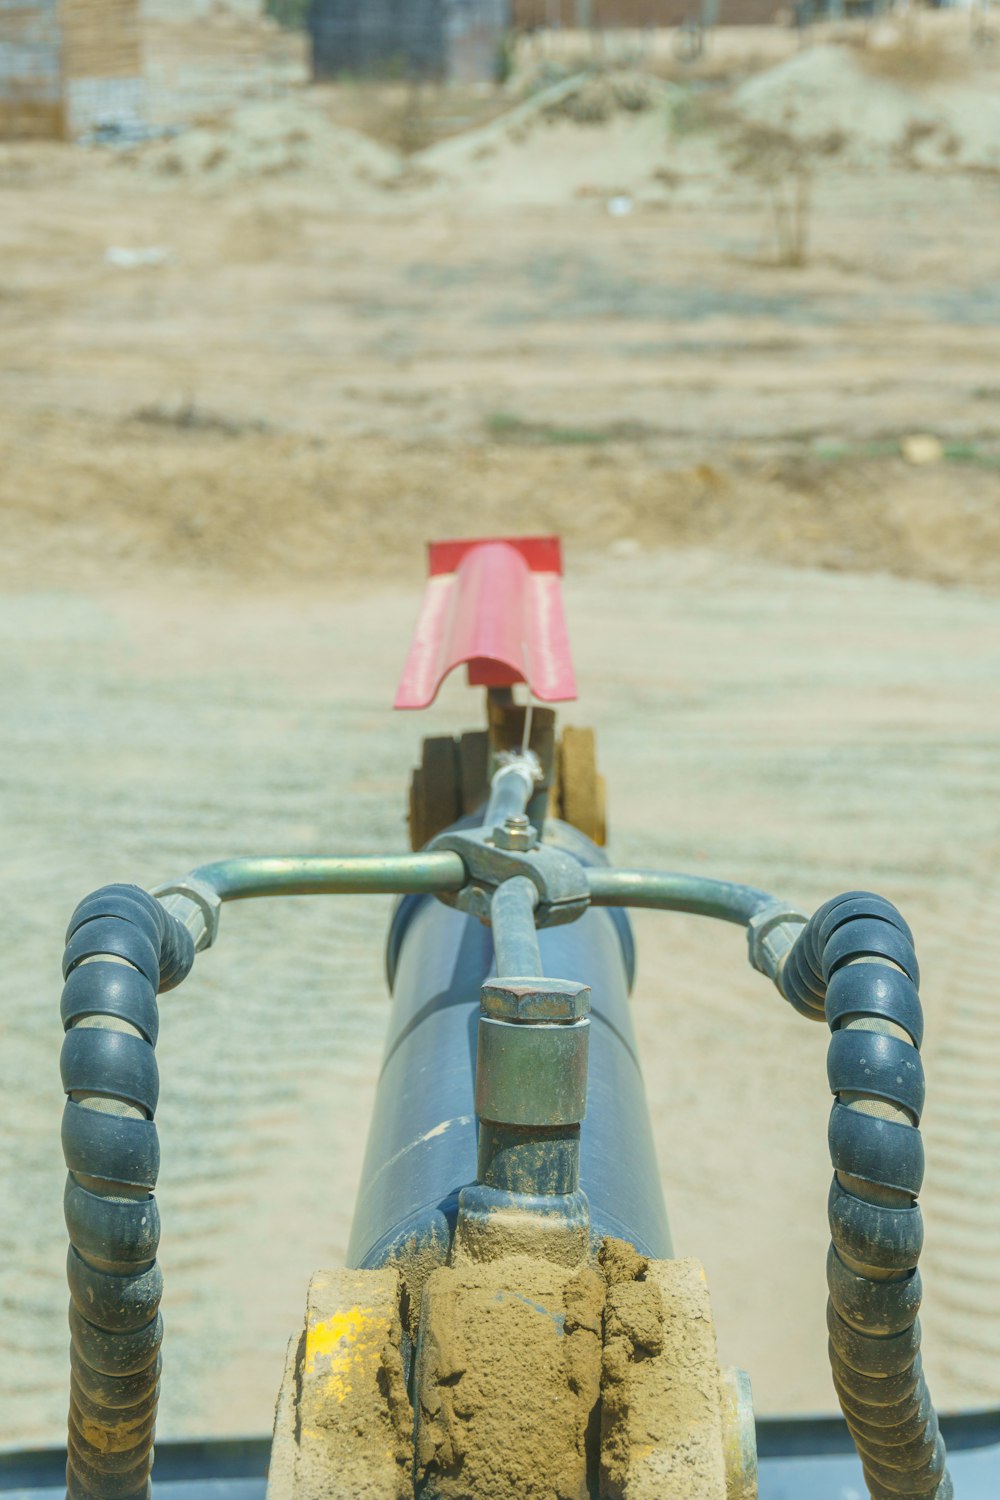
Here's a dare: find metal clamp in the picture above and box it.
[429,826,590,928]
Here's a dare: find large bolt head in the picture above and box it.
[492,814,539,852]
[480,976,591,1022]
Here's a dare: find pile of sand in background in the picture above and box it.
[118,33,1000,205]
[130,98,403,190]
[411,71,680,207]
[729,42,1000,170]
[123,71,682,206]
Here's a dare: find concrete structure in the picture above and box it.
[0,0,144,139]
[0,0,63,137]
[309,0,512,84]
[512,0,780,23]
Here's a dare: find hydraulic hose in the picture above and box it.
[782,892,951,1500]
[60,885,196,1500]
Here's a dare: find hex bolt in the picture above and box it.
[481,976,591,1023]
[493,813,539,852]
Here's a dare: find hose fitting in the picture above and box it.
[784,892,951,1500]
[60,884,195,1500]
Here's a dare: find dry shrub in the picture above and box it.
[725,119,845,269]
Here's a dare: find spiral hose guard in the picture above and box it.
[60,885,195,1500]
[783,891,952,1500]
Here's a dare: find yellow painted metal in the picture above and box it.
[267,1269,412,1500]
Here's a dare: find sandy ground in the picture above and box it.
[2,10,1000,1453]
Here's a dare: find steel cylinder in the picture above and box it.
[347,820,672,1276]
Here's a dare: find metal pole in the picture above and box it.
[483,757,537,829]
[152,851,466,952]
[183,851,465,901]
[490,876,543,977]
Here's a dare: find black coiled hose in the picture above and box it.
[782,891,952,1500]
[60,884,195,1500]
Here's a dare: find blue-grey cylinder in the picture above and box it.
[346,820,672,1274]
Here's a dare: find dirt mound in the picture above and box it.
[413,72,677,207]
[2,412,998,594]
[415,1257,604,1500]
[540,69,664,124]
[730,42,1000,170]
[128,97,403,190]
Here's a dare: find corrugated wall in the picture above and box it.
[446,0,510,82]
[60,0,144,136]
[0,1,64,138]
[0,0,144,139]
[310,0,510,82]
[60,0,140,79]
[310,0,446,80]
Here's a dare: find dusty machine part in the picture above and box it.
[555,726,607,847]
[54,539,964,1500]
[457,729,490,815]
[488,699,557,829]
[349,821,671,1288]
[408,736,462,852]
[599,1248,733,1500]
[266,1268,413,1500]
[408,701,557,850]
[454,956,594,1267]
[412,1255,605,1500]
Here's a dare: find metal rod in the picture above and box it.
[187,852,465,902]
[585,868,776,925]
[484,759,536,828]
[490,876,543,977]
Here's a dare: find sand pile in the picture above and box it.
[540,69,664,124]
[413,71,678,208]
[129,97,403,191]
[730,43,1000,170]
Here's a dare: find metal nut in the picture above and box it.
[476,1015,590,1126]
[747,900,808,984]
[151,876,222,952]
[492,814,539,852]
[480,976,591,1022]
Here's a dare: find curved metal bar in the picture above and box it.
[585,868,776,925]
[186,852,466,901]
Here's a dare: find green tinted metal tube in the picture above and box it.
[189,852,466,901]
[490,875,543,977]
[585,868,775,925]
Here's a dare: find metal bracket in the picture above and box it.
[428,826,590,928]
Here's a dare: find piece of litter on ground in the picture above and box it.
[901,433,943,466]
[105,246,170,269]
[607,195,634,217]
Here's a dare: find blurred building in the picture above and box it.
[309,0,512,84]
[511,0,780,22]
[0,0,144,139]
